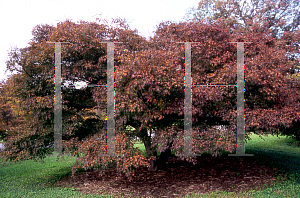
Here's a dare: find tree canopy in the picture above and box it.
[185,0,300,38]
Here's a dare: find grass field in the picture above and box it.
[0,132,299,198]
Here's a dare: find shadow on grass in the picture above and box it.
[246,148,300,182]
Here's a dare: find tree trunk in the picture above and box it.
[148,148,173,171]
[154,148,172,170]
[141,130,174,171]
[140,128,158,171]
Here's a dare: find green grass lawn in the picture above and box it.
[0,133,299,198]
[241,133,300,198]
[0,155,110,198]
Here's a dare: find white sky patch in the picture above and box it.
[0,0,199,82]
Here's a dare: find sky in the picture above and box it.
[0,0,200,82]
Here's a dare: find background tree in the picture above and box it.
[0,76,26,140]
[0,81,14,139]
[185,0,300,38]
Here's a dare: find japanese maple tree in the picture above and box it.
[2,17,299,180]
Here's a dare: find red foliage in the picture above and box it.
[2,18,299,180]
